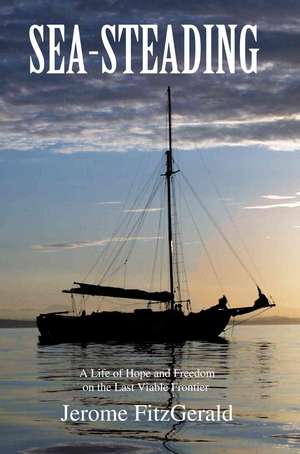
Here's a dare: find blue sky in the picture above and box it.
[1,0,300,318]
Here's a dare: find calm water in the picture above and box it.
[0,325,299,453]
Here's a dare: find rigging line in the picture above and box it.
[98,298,139,308]
[177,178,191,302]
[82,160,162,299]
[198,151,266,289]
[223,306,273,332]
[101,158,164,268]
[98,194,158,285]
[181,172,259,287]
[96,295,105,312]
[171,182,182,301]
[82,155,165,284]
[119,177,161,272]
[105,157,164,265]
[159,181,167,292]
[122,153,165,216]
[98,174,163,285]
[85,156,161,280]
[123,151,154,211]
[97,96,169,294]
[123,259,127,288]
[102,260,128,285]
[150,177,165,292]
[99,153,160,278]
[171,180,190,302]
[175,176,191,302]
[179,178,225,295]
[121,173,164,265]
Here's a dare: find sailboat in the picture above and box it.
[37,87,275,343]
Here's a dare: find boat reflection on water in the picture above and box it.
[2,326,299,454]
[254,341,275,400]
[36,338,232,454]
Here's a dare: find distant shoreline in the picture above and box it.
[0,319,36,328]
[230,316,300,326]
[0,317,299,328]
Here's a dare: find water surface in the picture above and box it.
[0,325,299,453]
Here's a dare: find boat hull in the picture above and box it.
[36,309,231,344]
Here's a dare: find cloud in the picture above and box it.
[262,194,297,200]
[32,235,163,251]
[244,201,300,210]
[96,201,121,205]
[123,208,162,213]
[2,1,300,153]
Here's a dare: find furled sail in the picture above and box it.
[62,282,172,302]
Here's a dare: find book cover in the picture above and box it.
[0,1,299,453]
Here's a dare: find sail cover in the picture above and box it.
[63,282,172,302]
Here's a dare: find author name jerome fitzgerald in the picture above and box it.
[60,404,233,423]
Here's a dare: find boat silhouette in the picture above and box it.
[37,87,275,343]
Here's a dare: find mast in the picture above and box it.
[166,86,175,310]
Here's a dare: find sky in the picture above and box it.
[1,0,300,319]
